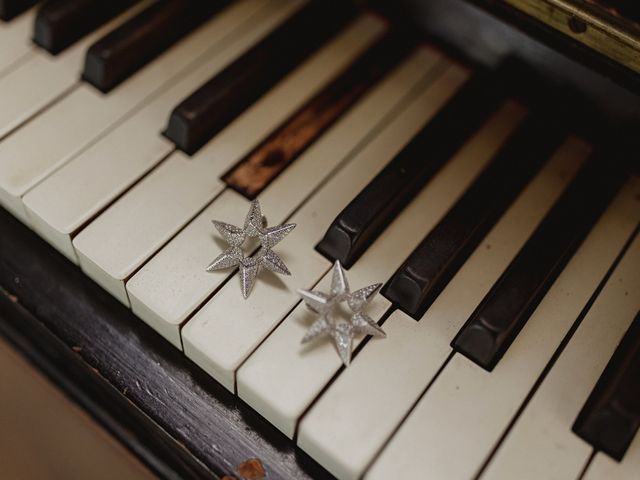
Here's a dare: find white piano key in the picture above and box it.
[0,8,35,77]
[26,12,384,262]
[0,1,152,140]
[184,61,470,392]
[128,47,447,349]
[479,182,640,480]
[14,0,278,248]
[55,5,308,289]
[129,189,249,345]
[70,5,309,295]
[16,1,302,249]
[296,134,587,480]
[583,435,640,480]
[0,1,155,223]
[367,176,640,480]
[238,70,526,440]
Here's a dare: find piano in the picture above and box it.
[0,0,638,478]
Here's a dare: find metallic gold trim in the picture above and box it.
[502,0,640,74]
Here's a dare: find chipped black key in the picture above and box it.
[452,156,625,371]
[315,69,505,269]
[33,0,138,55]
[383,115,565,319]
[0,0,36,21]
[164,0,356,154]
[83,0,230,93]
[573,311,640,461]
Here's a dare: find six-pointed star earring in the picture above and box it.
[298,260,386,365]
[206,199,295,298]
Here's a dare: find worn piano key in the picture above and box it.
[296,131,583,480]
[129,47,444,349]
[367,175,640,480]
[222,32,414,200]
[583,435,640,480]
[184,62,468,392]
[83,0,230,93]
[452,156,627,371]
[383,115,565,318]
[60,3,304,294]
[164,0,356,154]
[14,0,274,244]
[33,0,138,55]
[238,83,527,443]
[0,0,36,21]
[0,6,34,76]
[0,1,149,146]
[479,214,640,480]
[67,13,385,306]
[573,311,640,461]
[314,69,510,269]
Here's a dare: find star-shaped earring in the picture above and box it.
[207,200,295,298]
[299,260,385,365]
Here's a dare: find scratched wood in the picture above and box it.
[0,207,333,480]
[222,33,414,200]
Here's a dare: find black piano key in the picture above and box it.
[222,33,414,200]
[33,0,138,55]
[0,0,37,21]
[164,0,356,154]
[451,157,625,371]
[383,115,565,319]
[573,311,640,461]
[314,69,505,269]
[83,0,231,93]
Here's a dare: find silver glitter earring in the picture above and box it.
[299,260,386,365]
[206,199,295,298]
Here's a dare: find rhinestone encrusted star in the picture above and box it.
[299,260,385,365]
[206,199,295,298]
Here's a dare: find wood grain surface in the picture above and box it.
[0,206,333,480]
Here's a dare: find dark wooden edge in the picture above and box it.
[472,1,640,79]
[0,205,333,480]
[0,289,212,480]
[372,0,640,122]
[461,0,640,93]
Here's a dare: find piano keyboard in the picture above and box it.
[0,1,638,479]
